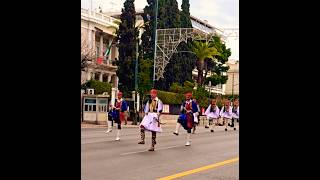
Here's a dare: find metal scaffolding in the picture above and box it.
[154,28,217,80]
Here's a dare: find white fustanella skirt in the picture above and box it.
[140,113,162,132]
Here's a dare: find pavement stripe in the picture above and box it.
[120,145,183,156]
[157,157,239,180]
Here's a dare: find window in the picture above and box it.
[83,98,108,112]
[84,98,96,112]
[96,46,100,58]
[163,104,170,113]
[98,99,107,112]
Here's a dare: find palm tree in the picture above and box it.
[191,41,220,86]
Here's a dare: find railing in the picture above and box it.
[81,8,120,26]
[81,8,88,14]
[204,85,224,95]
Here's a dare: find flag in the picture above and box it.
[104,40,113,57]
[96,57,103,64]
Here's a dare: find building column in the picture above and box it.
[111,87,117,107]
[99,73,103,82]
[115,47,119,60]
[92,72,95,80]
[86,70,92,81]
[92,30,96,56]
[107,74,112,83]
[88,27,92,49]
[115,76,119,88]
[222,84,226,95]
[100,34,104,57]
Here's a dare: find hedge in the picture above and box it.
[81,80,112,95]
[157,90,239,109]
[157,90,185,105]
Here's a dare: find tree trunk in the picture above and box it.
[197,59,205,86]
[204,60,208,82]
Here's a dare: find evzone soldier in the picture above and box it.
[204,99,220,132]
[105,104,114,133]
[173,91,199,146]
[220,99,235,131]
[105,91,128,141]
[192,99,200,134]
[232,98,239,129]
[138,89,163,151]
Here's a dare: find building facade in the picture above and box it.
[224,60,239,95]
[81,8,120,88]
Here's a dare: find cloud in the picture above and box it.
[81,0,239,60]
[190,0,238,28]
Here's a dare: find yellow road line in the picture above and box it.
[157,157,239,180]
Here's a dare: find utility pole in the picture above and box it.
[232,73,234,100]
[134,39,139,125]
[152,0,159,87]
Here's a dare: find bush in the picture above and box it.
[223,94,239,100]
[157,90,185,105]
[153,88,239,110]
[169,83,184,93]
[193,87,210,108]
[168,81,195,94]
[82,80,112,95]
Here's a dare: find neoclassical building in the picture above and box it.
[81,8,120,88]
[224,60,239,95]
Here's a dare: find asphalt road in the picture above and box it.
[81,125,239,180]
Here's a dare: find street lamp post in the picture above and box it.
[152,0,159,87]
[208,81,212,98]
[232,73,234,99]
[133,38,139,125]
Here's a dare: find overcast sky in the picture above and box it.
[81,0,239,60]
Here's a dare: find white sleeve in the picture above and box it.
[144,102,149,113]
[237,106,239,116]
[180,104,184,112]
[157,100,163,113]
[220,107,224,116]
[216,107,220,117]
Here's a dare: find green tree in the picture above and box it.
[142,0,195,91]
[192,87,209,108]
[203,36,232,86]
[116,0,139,96]
[168,81,194,94]
[163,0,180,28]
[154,0,181,90]
[138,58,153,94]
[166,0,195,89]
[169,82,184,93]
[154,0,196,90]
[141,0,156,60]
[191,41,220,86]
[180,0,192,28]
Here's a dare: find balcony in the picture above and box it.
[81,8,120,28]
[85,57,117,71]
[204,85,225,95]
